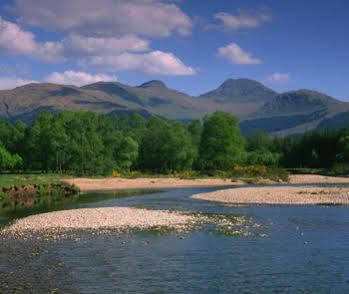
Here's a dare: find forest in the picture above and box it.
[0,111,348,176]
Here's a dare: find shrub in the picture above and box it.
[231,164,289,182]
[330,163,349,176]
[112,171,122,178]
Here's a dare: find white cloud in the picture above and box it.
[10,0,193,37]
[0,18,150,63]
[217,43,262,65]
[86,51,197,75]
[213,9,272,31]
[0,17,63,61]
[0,77,38,90]
[62,34,149,57]
[0,17,195,76]
[0,16,36,54]
[0,9,196,76]
[45,71,117,86]
[265,73,291,83]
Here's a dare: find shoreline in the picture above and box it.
[66,174,349,192]
[0,182,79,210]
[2,207,197,235]
[192,185,349,205]
[2,174,349,235]
[65,177,244,192]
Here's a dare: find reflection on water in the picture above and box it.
[1,187,349,293]
[0,189,159,228]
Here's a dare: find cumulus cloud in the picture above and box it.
[217,43,262,65]
[0,17,195,75]
[212,9,272,31]
[45,71,117,86]
[0,17,151,61]
[0,77,38,90]
[0,17,63,61]
[85,51,197,75]
[265,73,291,83]
[10,0,193,37]
[62,34,149,57]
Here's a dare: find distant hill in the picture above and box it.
[258,90,341,116]
[83,80,201,120]
[197,78,277,117]
[242,89,349,135]
[1,78,349,134]
[0,81,202,123]
[199,78,277,103]
[318,111,349,130]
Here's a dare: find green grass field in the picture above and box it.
[0,174,68,189]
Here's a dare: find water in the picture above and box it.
[1,187,349,293]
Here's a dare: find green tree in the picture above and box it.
[337,129,349,162]
[246,131,281,166]
[198,112,245,170]
[25,112,56,171]
[139,119,195,172]
[0,144,22,171]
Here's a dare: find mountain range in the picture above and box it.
[1,78,349,135]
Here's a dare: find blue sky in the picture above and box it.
[0,0,348,100]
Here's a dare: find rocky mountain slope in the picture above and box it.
[1,78,349,135]
[241,89,349,135]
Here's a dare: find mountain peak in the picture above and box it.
[139,80,167,89]
[222,78,261,85]
[259,89,341,116]
[219,78,274,91]
[199,78,277,103]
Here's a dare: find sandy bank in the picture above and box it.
[66,174,349,192]
[66,177,240,192]
[4,207,196,233]
[192,186,349,205]
[289,174,349,184]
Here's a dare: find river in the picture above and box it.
[1,186,349,293]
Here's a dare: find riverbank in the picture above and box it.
[289,174,349,184]
[66,174,349,192]
[0,182,80,211]
[66,177,244,192]
[2,207,197,234]
[192,185,349,205]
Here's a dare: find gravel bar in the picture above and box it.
[192,186,349,205]
[3,207,196,233]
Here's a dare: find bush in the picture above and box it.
[245,151,281,166]
[112,171,122,178]
[175,170,200,179]
[231,164,289,182]
[330,163,349,176]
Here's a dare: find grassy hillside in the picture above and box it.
[1,79,349,133]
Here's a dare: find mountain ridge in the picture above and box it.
[1,78,349,135]
[199,78,278,103]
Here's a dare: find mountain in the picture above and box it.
[0,81,203,123]
[199,78,277,103]
[197,78,277,117]
[138,80,167,89]
[0,83,115,122]
[257,90,341,116]
[83,81,201,120]
[241,90,349,135]
[1,78,349,135]
[318,111,349,130]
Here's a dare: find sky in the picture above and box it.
[0,0,348,100]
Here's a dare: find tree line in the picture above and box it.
[0,111,348,175]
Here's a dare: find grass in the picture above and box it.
[0,174,79,213]
[119,167,290,182]
[287,166,349,177]
[0,174,69,189]
[287,168,327,175]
